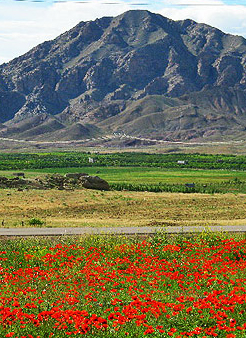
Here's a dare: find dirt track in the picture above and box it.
[0,134,244,146]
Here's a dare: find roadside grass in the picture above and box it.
[0,232,246,337]
[0,189,246,228]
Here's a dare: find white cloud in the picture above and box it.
[0,1,130,64]
[162,0,222,5]
[158,1,246,37]
[0,56,7,65]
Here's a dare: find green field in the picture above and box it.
[1,151,246,187]
[2,166,246,184]
[2,166,246,194]
[2,152,246,171]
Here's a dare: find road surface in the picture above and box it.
[0,225,246,237]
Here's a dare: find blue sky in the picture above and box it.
[1,0,246,64]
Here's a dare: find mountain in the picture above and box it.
[1,9,246,143]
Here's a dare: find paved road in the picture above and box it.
[0,225,246,237]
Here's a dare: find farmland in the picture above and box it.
[2,166,246,194]
[2,152,246,194]
[1,152,246,171]
[0,234,246,338]
[0,152,246,227]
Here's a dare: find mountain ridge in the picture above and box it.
[1,10,246,143]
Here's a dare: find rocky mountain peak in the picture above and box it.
[1,10,246,143]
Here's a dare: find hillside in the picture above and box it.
[1,10,246,143]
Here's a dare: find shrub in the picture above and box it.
[28,217,44,226]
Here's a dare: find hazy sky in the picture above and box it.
[1,0,246,65]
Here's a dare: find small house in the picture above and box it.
[88,157,95,164]
[177,160,186,165]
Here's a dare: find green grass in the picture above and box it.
[2,152,246,171]
[2,167,246,185]
[2,166,246,194]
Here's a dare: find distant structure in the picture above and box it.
[177,160,186,165]
[88,157,95,164]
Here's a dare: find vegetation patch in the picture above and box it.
[0,233,245,337]
[28,218,44,227]
[110,178,246,194]
[2,152,246,194]
[1,152,246,170]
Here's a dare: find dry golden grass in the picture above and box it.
[0,188,246,228]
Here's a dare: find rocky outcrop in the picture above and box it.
[79,175,110,191]
[0,173,110,191]
[41,173,110,190]
[0,176,27,188]
[1,10,246,142]
[0,91,26,123]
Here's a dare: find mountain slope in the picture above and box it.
[1,10,246,142]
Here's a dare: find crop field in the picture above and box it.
[1,151,246,194]
[1,152,246,171]
[8,167,246,185]
[2,166,246,194]
[0,234,246,338]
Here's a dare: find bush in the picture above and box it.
[28,217,44,226]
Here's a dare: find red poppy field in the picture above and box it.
[0,234,246,338]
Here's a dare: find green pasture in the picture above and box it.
[2,166,246,185]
